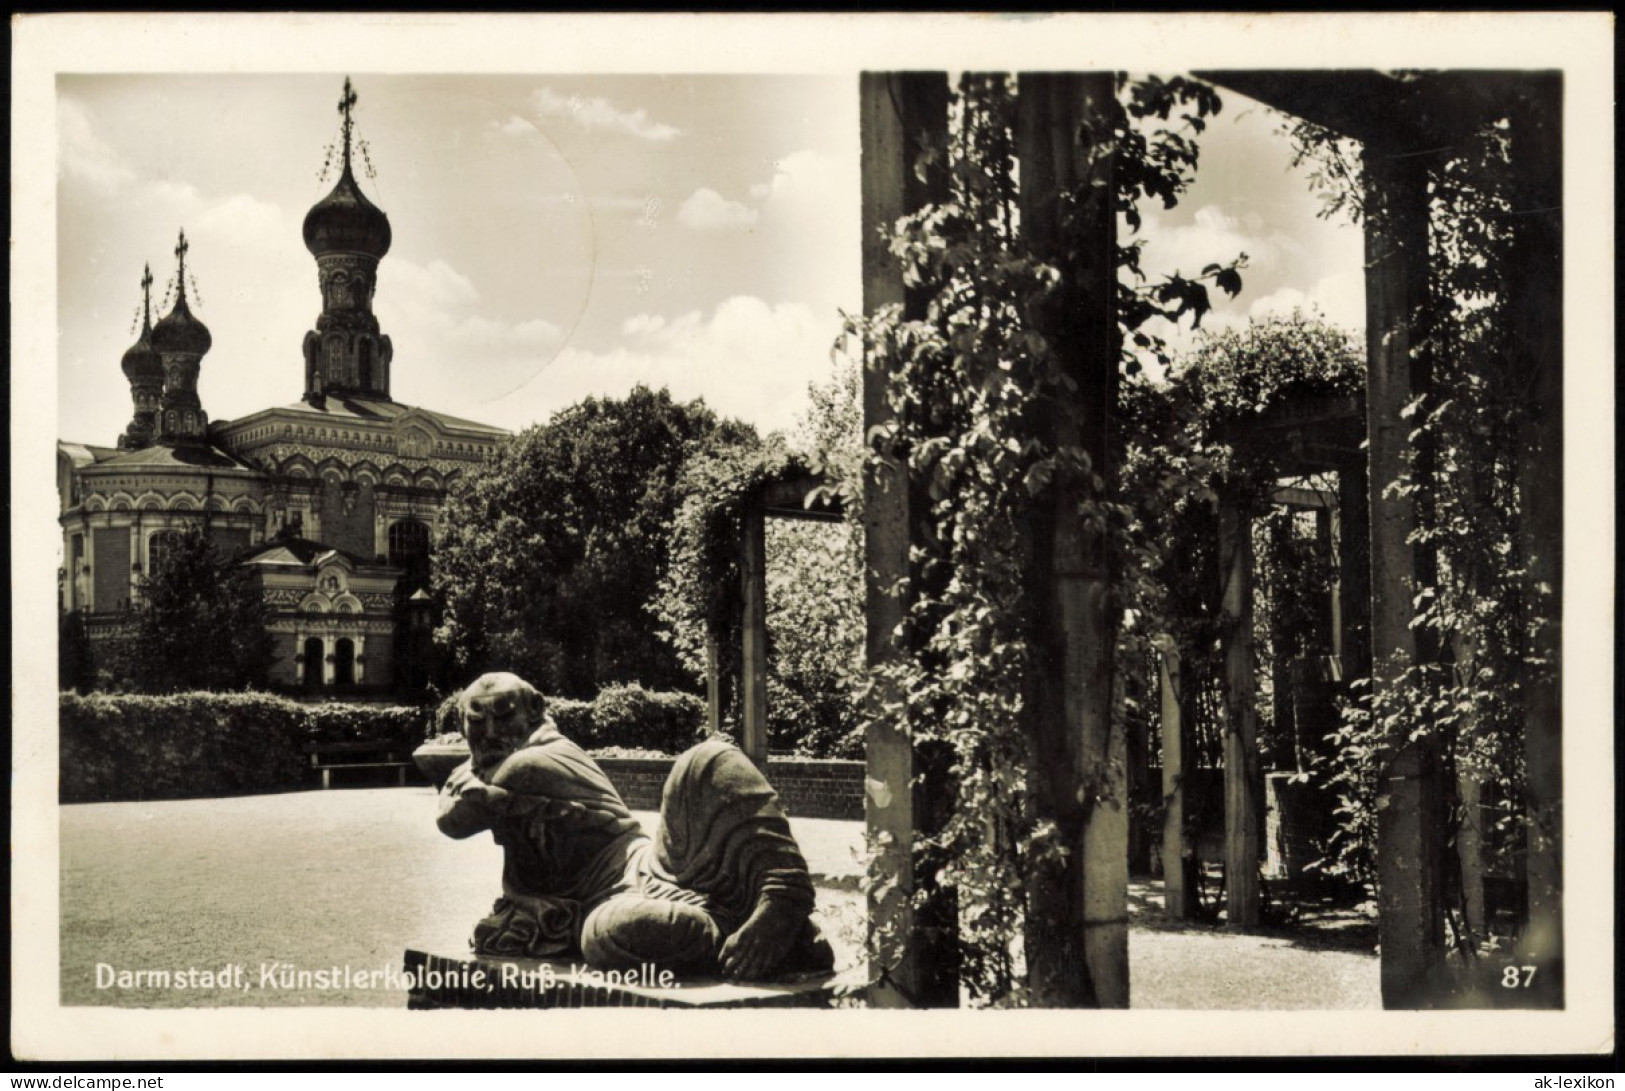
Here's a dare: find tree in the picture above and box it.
[59,609,95,693]
[434,385,753,698]
[114,524,274,693]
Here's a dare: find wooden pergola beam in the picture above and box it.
[1195,70,1533,153]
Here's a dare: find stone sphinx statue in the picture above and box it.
[436,672,834,982]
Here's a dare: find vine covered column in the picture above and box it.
[1159,648,1193,919]
[1219,501,1261,928]
[1363,147,1444,1008]
[1507,74,1563,1008]
[739,500,769,767]
[1017,72,1128,1008]
[859,71,959,1009]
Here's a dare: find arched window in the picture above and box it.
[147,530,186,576]
[333,638,356,687]
[359,339,373,389]
[303,638,325,690]
[388,519,432,581]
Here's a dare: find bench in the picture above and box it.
[305,740,414,790]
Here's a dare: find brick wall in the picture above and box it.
[597,755,864,821]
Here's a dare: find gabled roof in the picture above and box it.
[237,536,385,571]
[85,442,262,473]
[217,394,508,437]
[59,441,122,468]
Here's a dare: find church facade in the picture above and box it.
[58,80,509,694]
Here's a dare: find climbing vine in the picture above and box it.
[1118,312,1364,802]
[1291,112,1538,937]
[850,72,1245,1005]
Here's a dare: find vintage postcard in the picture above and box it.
[10,12,1615,1062]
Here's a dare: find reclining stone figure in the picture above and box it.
[436,672,834,982]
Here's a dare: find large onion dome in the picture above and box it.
[121,319,161,381]
[302,165,392,259]
[151,288,212,356]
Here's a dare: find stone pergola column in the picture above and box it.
[739,500,769,768]
[1363,147,1444,1008]
[1219,501,1261,928]
[703,636,722,735]
[1507,75,1563,1008]
[859,70,958,1009]
[1017,72,1128,1008]
[1159,647,1193,919]
[1336,459,1373,685]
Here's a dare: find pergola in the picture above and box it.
[703,473,843,768]
[858,70,1562,1009]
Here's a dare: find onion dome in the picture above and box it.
[121,266,162,380]
[121,326,161,381]
[151,284,212,356]
[303,79,391,259]
[151,230,212,356]
[302,165,393,259]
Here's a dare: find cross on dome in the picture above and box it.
[338,76,358,172]
[174,229,191,304]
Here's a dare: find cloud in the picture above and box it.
[58,98,135,192]
[1248,268,1365,331]
[677,188,759,232]
[1138,204,1273,280]
[373,256,564,416]
[494,115,537,136]
[380,259,479,310]
[491,296,839,433]
[530,87,679,142]
[193,193,287,251]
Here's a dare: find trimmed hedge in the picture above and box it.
[62,683,708,804]
[60,692,435,804]
[577,684,706,754]
[425,685,705,756]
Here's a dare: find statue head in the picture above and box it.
[459,672,549,775]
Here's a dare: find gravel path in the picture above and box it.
[61,789,1375,1009]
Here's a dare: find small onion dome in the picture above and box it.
[151,291,213,356]
[121,325,162,381]
[302,166,392,259]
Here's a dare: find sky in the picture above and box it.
[57,72,1364,444]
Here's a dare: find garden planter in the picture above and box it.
[412,739,470,788]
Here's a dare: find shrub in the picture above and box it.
[588,684,706,754]
[303,702,433,751]
[547,695,594,742]
[60,692,437,803]
[407,685,704,756]
[61,692,305,803]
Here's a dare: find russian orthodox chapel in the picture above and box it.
[58,79,509,693]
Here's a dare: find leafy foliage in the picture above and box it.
[430,683,706,755]
[59,609,96,694]
[850,73,1244,1005]
[1118,312,1363,784]
[105,524,274,694]
[1295,117,1541,902]
[654,386,867,760]
[59,692,436,803]
[433,386,752,697]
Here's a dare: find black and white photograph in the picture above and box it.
[11,11,1615,1063]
